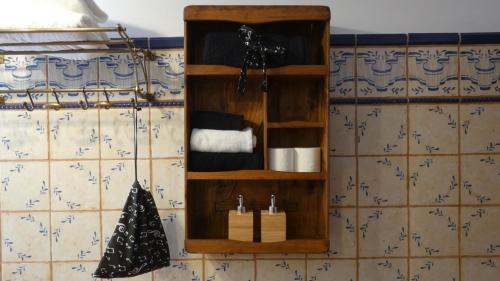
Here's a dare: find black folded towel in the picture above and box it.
[190,111,245,131]
[202,32,306,67]
[188,151,261,171]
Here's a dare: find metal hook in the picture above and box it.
[46,88,63,110]
[130,97,142,111]
[23,89,35,111]
[79,87,89,110]
[96,88,112,109]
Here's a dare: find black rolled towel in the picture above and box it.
[190,111,245,131]
[188,151,261,171]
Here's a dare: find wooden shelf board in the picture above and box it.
[184,5,331,23]
[185,65,328,76]
[185,238,329,253]
[268,121,325,128]
[187,170,324,180]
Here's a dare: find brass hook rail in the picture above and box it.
[0,25,155,108]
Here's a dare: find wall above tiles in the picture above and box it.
[94,0,500,36]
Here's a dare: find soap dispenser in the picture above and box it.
[261,194,286,243]
[228,194,253,242]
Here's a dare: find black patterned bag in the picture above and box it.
[94,100,170,278]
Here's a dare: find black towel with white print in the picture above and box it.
[93,180,170,278]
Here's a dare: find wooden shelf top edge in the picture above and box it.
[185,238,329,253]
[184,5,331,23]
[268,121,325,128]
[185,65,328,76]
[187,170,325,180]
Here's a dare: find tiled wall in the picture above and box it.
[0,34,499,281]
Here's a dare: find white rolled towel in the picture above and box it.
[190,127,256,153]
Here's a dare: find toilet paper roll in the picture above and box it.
[268,148,294,172]
[294,147,321,172]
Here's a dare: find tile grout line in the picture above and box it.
[45,55,54,281]
[457,42,463,281]
[146,55,156,281]
[405,43,411,281]
[97,55,104,281]
[1,253,498,264]
[0,156,184,162]
[354,43,360,281]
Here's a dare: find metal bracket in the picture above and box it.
[0,55,4,64]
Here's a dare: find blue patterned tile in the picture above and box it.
[98,54,147,101]
[152,159,184,209]
[409,156,459,205]
[330,48,355,98]
[460,104,500,153]
[151,107,184,158]
[158,210,201,260]
[409,258,459,281]
[51,212,101,261]
[409,104,459,154]
[357,47,406,97]
[150,49,184,100]
[408,47,458,96]
[358,157,407,206]
[0,162,49,211]
[1,212,50,262]
[410,207,458,256]
[49,110,99,159]
[205,260,255,281]
[307,259,356,281]
[154,260,203,281]
[310,208,356,258]
[0,55,47,103]
[50,161,100,211]
[359,259,407,281]
[256,260,305,281]
[329,157,356,206]
[460,45,500,96]
[462,207,500,256]
[52,262,100,281]
[357,105,407,155]
[47,57,98,102]
[329,105,355,155]
[462,155,500,205]
[359,208,408,257]
[462,257,500,281]
[0,110,48,160]
[2,263,50,281]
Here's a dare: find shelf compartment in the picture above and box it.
[187,170,325,180]
[185,65,328,76]
[186,180,327,242]
[267,77,326,123]
[186,20,327,65]
[268,121,325,128]
[185,238,329,253]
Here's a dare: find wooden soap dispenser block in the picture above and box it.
[261,194,286,243]
[228,195,254,242]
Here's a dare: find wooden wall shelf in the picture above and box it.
[184,5,330,253]
[185,65,328,76]
[187,170,325,180]
[186,238,329,253]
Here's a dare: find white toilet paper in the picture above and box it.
[268,148,294,172]
[268,147,321,172]
[294,147,321,172]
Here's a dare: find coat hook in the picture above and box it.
[46,88,63,110]
[131,97,141,111]
[23,88,35,111]
[79,87,89,110]
[97,88,112,109]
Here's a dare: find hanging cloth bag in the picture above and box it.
[94,98,170,278]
